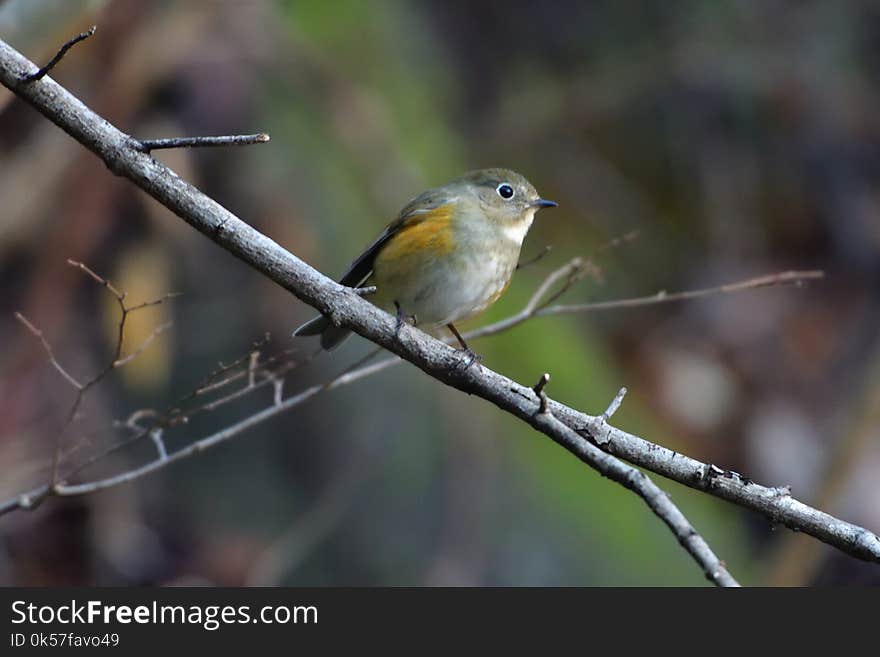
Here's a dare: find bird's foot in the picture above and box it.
[445,323,481,369]
[455,347,483,370]
[393,301,417,342]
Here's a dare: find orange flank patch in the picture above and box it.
[379,204,455,262]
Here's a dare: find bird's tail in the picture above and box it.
[292,315,352,350]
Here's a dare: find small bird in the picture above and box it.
[294,168,557,356]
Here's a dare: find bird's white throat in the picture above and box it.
[501,209,536,245]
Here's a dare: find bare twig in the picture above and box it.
[15,260,175,488]
[601,387,627,423]
[66,259,178,366]
[118,409,159,432]
[14,312,82,389]
[113,322,172,368]
[542,270,825,316]
[149,429,167,461]
[532,372,551,415]
[124,293,182,312]
[50,344,306,490]
[272,378,284,406]
[19,26,96,82]
[66,259,123,295]
[183,334,274,399]
[464,265,825,342]
[137,133,270,153]
[247,351,260,387]
[0,342,384,517]
[536,258,599,309]
[50,351,378,497]
[516,245,553,270]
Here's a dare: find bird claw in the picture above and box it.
[456,348,483,370]
[393,302,417,342]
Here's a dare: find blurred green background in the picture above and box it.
[1,0,879,586]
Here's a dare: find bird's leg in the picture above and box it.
[393,301,417,342]
[447,323,481,369]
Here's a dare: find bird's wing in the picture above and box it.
[337,189,453,288]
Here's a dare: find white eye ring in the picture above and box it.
[496,183,515,200]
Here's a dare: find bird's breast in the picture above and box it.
[372,228,521,326]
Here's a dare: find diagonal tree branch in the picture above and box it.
[2,34,878,581]
[531,387,738,587]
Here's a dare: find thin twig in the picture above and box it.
[57,345,308,483]
[14,312,82,389]
[66,259,123,296]
[124,293,182,312]
[183,335,274,399]
[465,266,825,342]
[516,245,553,270]
[0,344,377,516]
[19,26,96,82]
[532,372,551,414]
[49,349,383,497]
[272,378,284,406]
[137,134,270,153]
[542,270,825,316]
[601,387,627,423]
[149,429,167,461]
[17,260,175,487]
[247,351,260,387]
[113,322,172,368]
[119,409,158,431]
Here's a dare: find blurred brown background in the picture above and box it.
[1,0,878,586]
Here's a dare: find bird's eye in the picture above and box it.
[496,183,515,200]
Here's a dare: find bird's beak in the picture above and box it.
[531,198,558,209]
